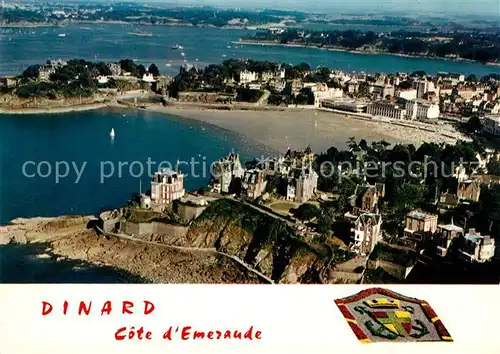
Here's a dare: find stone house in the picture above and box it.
[150,168,185,205]
[403,210,438,242]
[457,180,481,202]
[153,75,173,94]
[284,147,315,169]
[241,169,267,200]
[107,62,122,76]
[458,229,496,263]
[99,210,122,233]
[261,156,288,177]
[286,166,318,203]
[350,184,381,215]
[439,192,460,208]
[350,213,382,256]
[435,222,464,257]
[211,153,245,194]
[0,76,19,88]
[239,70,257,84]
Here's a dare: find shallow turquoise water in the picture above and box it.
[0,107,271,224]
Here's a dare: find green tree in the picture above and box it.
[466,115,482,133]
[119,59,138,76]
[136,64,147,77]
[394,184,424,212]
[295,204,320,221]
[317,214,334,234]
[95,62,112,76]
[148,63,160,77]
[22,65,41,79]
[338,177,357,212]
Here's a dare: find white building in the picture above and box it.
[397,89,418,101]
[458,230,496,263]
[482,115,500,136]
[367,101,406,119]
[368,84,394,99]
[350,213,382,256]
[286,166,318,203]
[239,70,257,84]
[142,73,156,83]
[405,99,440,120]
[321,98,367,113]
[97,76,109,84]
[413,80,429,99]
[314,87,343,107]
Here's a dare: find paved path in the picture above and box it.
[96,226,275,284]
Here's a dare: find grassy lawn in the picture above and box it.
[268,201,300,214]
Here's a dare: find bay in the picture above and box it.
[0,107,271,225]
[1,23,499,77]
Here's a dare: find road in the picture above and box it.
[257,90,271,105]
[319,244,334,284]
[96,226,275,284]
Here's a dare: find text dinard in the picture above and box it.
[41,300,262,341]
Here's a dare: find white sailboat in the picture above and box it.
[109,128,115,138]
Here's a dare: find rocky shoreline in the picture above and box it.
[0,198,333,284]
[0,216,262,284]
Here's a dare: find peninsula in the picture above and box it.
[237,28,500,65]
[2,138,500,284]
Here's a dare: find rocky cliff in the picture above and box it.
[1,199,329,284]
[178,199,329,283]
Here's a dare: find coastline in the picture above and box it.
[0,102,108,115]
[0,216,261,284]
[232,40,500,67]
[0,101,462,151]
[140,103,462,151]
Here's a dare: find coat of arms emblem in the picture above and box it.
[335,288,453,343]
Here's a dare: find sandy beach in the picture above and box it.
[144,105,461,153]
[0,100,462,152]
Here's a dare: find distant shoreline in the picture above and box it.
[0,20,248,30]
[233,40,500,67]
[0,102,108,115]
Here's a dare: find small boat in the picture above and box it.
[222,54,227,57]
[180,52,185,57]
[165,63,172,67]
[109,128,115,138]
[58,33,66,37]
[128,31,153,37]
